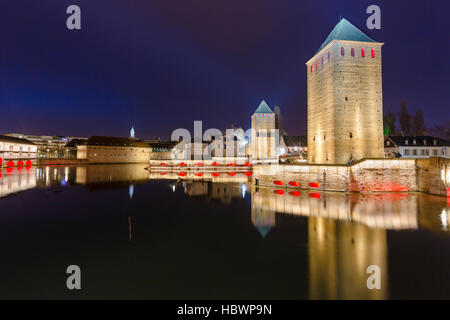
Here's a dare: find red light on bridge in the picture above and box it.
[288,181,300,187]
[245,171,252,177]
[195,162,203,166]
[25,160,32,166]
[179,162,186,166]
[6,161,14,167]
[309,182,320,188]
[17,160,24,167]
[161,163,166,166]
[245,162,251,167]
[309,192,321,199]
[178,172,187,176]
[227,163,235,166]
[212,172,220,177]
[161,172,167,175]
[228,172,236,176]
[273,180,283,186]
[212,161,219,166]
[195,173,203,177]
[289,191,300,197]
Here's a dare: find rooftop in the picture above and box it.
[0,135,35,145]
[86,136,151,148]
[385,135,450,147]
[253,100,274,114]
[317,18,379,54]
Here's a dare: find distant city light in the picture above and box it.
[441,209,448,230]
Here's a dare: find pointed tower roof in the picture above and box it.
[317,18,378,53]
[253,100,274,114]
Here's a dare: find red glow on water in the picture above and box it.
[228,172,236,176]
[245,171,252,176]
[0,158,2,167]
[178,172,186,176]
[273,180,283,186]
[288,181,300,187]
[212,161,219,166]
[161,172,167,175]
[6,161,14,167]
[195,162,203,166]
[161,163,166,166]
[289,191,300,197]
[273,189,284,195]
[374,182,409,192]
[195,173,203,177]
[6,167,14,174]
[309,192,321,199]
[447,187,450,199]
[212,172,220,177]
[227,163,235,166]
[179,162,186,166]
[309,182,320,188]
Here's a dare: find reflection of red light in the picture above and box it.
[289,191,300,197]
[6,161,14,167]
[179,162,186,166]
[309,193,321,199]
[0,157,2,167]
[161,172,167,175]
[288,181,300,187]
[245,171,252,176]
[25,160,32,166]
[447,187,450,198]
[273,180,283,186]
[227,163,235,166]
[273,189,284,195]
[374,182,409,192]
[6,167,14,174]
[25,165,31,172]
[245,162,251,166]
[195,162,203,166]
[212,162,219,166]
[212,172,220,177]
[178,172,186,176]
[228,172,236,176]
[161,163,166,166]
[309,182,320,188]
[195,173,203,177]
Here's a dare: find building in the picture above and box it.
[148,140,181,160]
[0,135,37,167]
[306,18,384,164]
[250,100,279,163]
[76,136,151,163]
[5,133,87,159]
[279,135,308,160]
[385,136,450,159]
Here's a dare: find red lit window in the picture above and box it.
[371,48,375,58]
[341,47,345,56]
[361,48,365,57]
[315,60,318,70]
[351,48,355,57]
[310,65,312,72]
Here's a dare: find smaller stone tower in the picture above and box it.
[250,100,278,163]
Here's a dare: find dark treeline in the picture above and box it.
[383,100,450,140]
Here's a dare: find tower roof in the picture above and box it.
[253,100,274,114]
[317,18,378,53]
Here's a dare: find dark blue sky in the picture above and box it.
[1,0,449,139]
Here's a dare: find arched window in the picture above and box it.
[361,48,365,57]
[351,48,355,57]
[371,48,375,58]
[349,132,353,139]
[341,47,345,56]
[310,65,312,72]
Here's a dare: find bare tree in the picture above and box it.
[412,109,426,136]
[398,101,411,135]
[383,108,396,135]
[429,121,450,140]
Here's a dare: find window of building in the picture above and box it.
[341,47,345,56]
[405,149,410,155]
[434,139,437,146]
[433,149,438,156]
[361,48,365,57]
[324,134,326,141]
[315,60,318,70]
[349,132,353,139]
[327,51,330,60]
[425,149,429,156]
[421,149,425,156]
[413,149,417,156]
[371,48,375,58]
[351,48,355,57]
[405,139,408,145]
[387,141,390,146]
[413,139,416,145]
[345,96,348,101]
[310,65,313,72]
[313,136,315,141]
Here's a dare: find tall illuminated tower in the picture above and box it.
[306,18,384,164]
[250,100,278,163]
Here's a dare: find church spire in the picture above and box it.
[130,126,135,138]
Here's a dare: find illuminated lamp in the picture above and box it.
[6,161,14,167]
[245,162,251,167]
[310,65,312,72]
[212,161,219,166]
[273,189,284,195]
[178,172,187,176]
[228,172,236,176]
[17,160,24,167]
[25,160,32,166]
[315,60,318,69]
[447,187,450,198]
[289,191,300,197]
[309,192,321,199]
[273,180,283,186]
[245,171,252,176]
[309,182,320,188]
[0,158,2,167]
[288,181,300,187]
[195,162,203,166]
[361,48,365,57]
[179,162,186,166]
[227,163,236,166]
[161,172,167,175]
[371,48,375,58]
[195,173,203,177]
[161,163,166,166]
[212,172,220,177]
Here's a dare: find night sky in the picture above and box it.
[1,0,449,139]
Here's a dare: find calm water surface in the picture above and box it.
[0,164,449,299]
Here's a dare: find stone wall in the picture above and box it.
[253,158,450,197]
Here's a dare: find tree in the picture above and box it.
[383,108,396,135]
[429,121,450,140]
[412,109,426,136]
[398,101,411,135]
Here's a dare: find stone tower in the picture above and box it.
[251,100,278,163]
[306,18,384,164]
